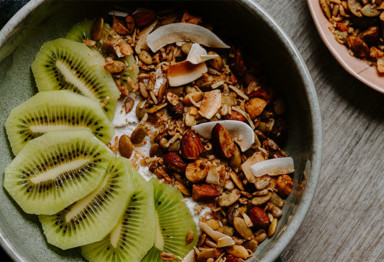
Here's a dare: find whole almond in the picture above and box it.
[181,129,204,160]
[192,184,220,201]
[249,206,270,228]
[134,9,156,28]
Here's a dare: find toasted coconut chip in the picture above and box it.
[135,20,158,54]
[192,120,254,151]
[168,61,207,87]
[250,157,294,178]
[206,164,220,185]
[146,23,230,52]
[241,152,265,183]
[108,10,129,17]
[187,43,219,64]
[198,90,221,119]
[181,249,196,262]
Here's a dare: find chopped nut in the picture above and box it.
[217,189,240,207]
[245,98,268,119]
[265,202,282,218]
[134,9,156,28]
[112,16,130,35]
[125,15,135,34]
[233,217,253,240]
[206,219,220,231]
[181,129,204,160]
[211,123,236,159]
[229,171,244,190]
[251,194,271,206]
[163,152,187,173]
[223,111,246,122]
[192,184,220,201]
[226,245,248,259]
[185,229,194,245]
[347,36,369,58]
[254,229,267,243]
[186,160,209,183]
[277,174,293,198]
[160,252,178,261]
[82,39,96,47]
[268,218,278,237]
[104,60,127,73]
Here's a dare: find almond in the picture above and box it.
[347,36,369,58]
[181,129,204,160]
[192,184,220,201]
[112,16,130,35]
[249,206,270,228]
[249,87,273,102]
[223,111,246,122]
[134,9,156,28]
[163,153,187,173]
[185,160,209,183]
[167,92,184,118]
[125,15,135,34]
[211,123,236,159]
[245,98,268,119]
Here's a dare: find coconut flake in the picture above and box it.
[198,90,221,119]
[250,157,294,178]
[241,152,265,183]
[108,10,129,17]
[192,120,255,152]
[146,23,230,52]
[186,43,219,64]
[135,20,158,54]
[199,222,234,247]
[167,61,207,87]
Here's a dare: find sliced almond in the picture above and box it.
[192,120,255,152]
[198,90,221,119]
[200,222,235,247]
[250,157,294,178]
[186,43,219,64]
[135,19,158,54]
[146,23,230,52]
[168,61,207,87]
[241,152,265,183]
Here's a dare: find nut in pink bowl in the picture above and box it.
[308,0,384,94]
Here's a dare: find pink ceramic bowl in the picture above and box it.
[308,0,384,94]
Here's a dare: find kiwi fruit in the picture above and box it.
[39,156,135,250]
[65,19,93,42]
[81,160,155,262]
[141,179,198,262]
[5,90,114,155]
[31,38,119,119]
[66,20,138,91]
[4,130,113,215]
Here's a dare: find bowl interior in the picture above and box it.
[0,1,320,261]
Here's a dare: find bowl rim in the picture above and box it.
[307,0,384,94]
[0,0,322,261]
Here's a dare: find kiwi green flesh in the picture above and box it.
[31,38,119,120]
[65,20,93,42]
[5,90,114,155]
[81,160,155,262]
[121,55,139,92]
[4,130,113,215]
[39,157,135,250]
[141,179,198,262]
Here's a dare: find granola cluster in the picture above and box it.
[320,0,384,73]
[96,8,293,261]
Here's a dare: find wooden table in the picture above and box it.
[0,1,383,261]
[255,1,384,261]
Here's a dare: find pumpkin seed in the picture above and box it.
[119,135,133,158]
[136,100,147,120]
[139,50,153,64]
[131,125,147,144]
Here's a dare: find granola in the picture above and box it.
[102,8,293,261]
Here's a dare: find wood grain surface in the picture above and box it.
[255,1,384,261]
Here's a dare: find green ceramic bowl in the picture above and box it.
[0,1,322,261]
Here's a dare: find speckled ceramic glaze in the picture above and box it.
[0,1,322,261]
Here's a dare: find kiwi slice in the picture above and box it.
[5,90,114,155]
[4,130,113,215]
[142,179,198,262]
[121,55,139,91]
[39,156,135,250]
[31,38,119,119]
[81,160,155,262]
[65,19,93,42]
